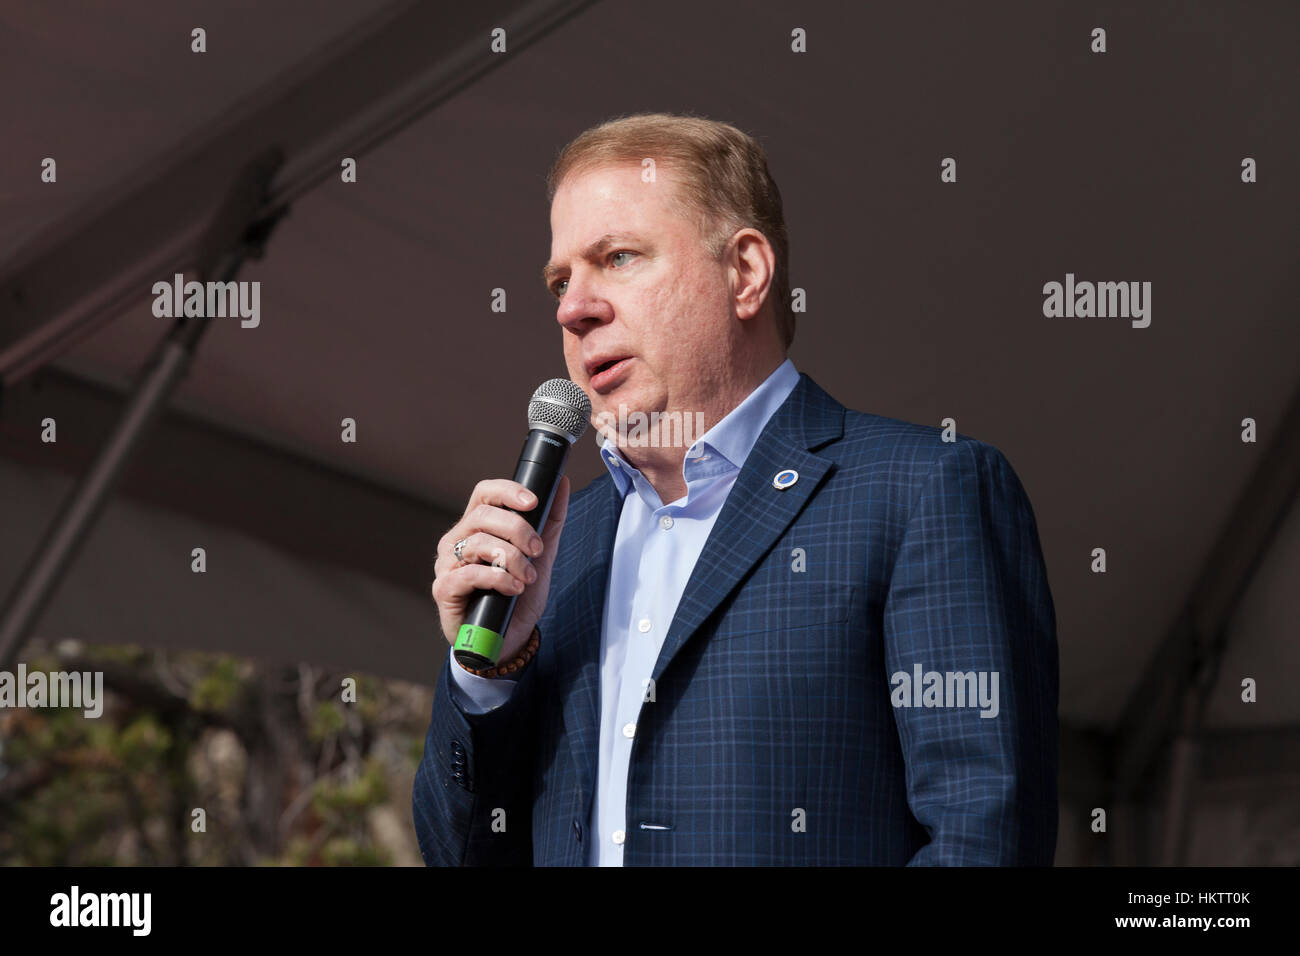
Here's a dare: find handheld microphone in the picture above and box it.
[452,378,591,669]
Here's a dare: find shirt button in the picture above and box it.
[608,457,622,468]
[612,829,626,845]
[659,516,674,530]
[637,618,651,633]
[622,722,636,738]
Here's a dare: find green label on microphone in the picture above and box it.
[455,624,503,663]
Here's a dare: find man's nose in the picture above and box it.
[556,274,614,332]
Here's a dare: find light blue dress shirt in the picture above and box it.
[448,358,800,865]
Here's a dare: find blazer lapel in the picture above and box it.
[651,373,846,683]
[551,473,622,804]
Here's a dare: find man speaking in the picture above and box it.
[413,113,1059,866]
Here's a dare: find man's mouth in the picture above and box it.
[588,357,633,393]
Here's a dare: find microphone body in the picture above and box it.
[453,431,569,668]
[453,379,590,669]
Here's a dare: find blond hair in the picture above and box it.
[546,113,793,349]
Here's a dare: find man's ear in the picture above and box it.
[728,228,775,321]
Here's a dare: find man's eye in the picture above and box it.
[553,252,633,297]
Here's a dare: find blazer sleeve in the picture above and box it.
[883,440,1059,865]
[411,645,543,866]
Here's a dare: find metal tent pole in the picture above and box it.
[0,150,286,670]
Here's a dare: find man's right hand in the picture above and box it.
[432,475,571,668]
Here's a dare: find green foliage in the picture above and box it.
[312,758,389,823]
[87,645,149,665]
[115,715,172,769]
[309,700,346,742]
[321,837,390,867]
[2,707,171,865]
[354,677,384,722]
[188,657,245,714]
[1,644,430,867]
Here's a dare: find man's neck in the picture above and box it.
[618,355,786,505]
[626,447,690,506]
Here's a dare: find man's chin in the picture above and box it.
[591,391,649,441]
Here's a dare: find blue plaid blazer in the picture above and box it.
[413,372,1058,865]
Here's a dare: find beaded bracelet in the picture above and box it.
[456,627,540,679]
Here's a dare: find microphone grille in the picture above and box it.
[528,378,592,444]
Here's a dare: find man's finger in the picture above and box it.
[468,478,537,515]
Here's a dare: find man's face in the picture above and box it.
[545,162,740,430]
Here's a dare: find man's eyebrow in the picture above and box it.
[541,232,642,288]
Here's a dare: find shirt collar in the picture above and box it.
[598,358,800,499]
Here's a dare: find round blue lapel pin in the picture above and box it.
[772,469,799,491]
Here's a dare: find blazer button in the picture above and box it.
[573,820,582,843]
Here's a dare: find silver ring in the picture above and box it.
[453,537,469,563]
